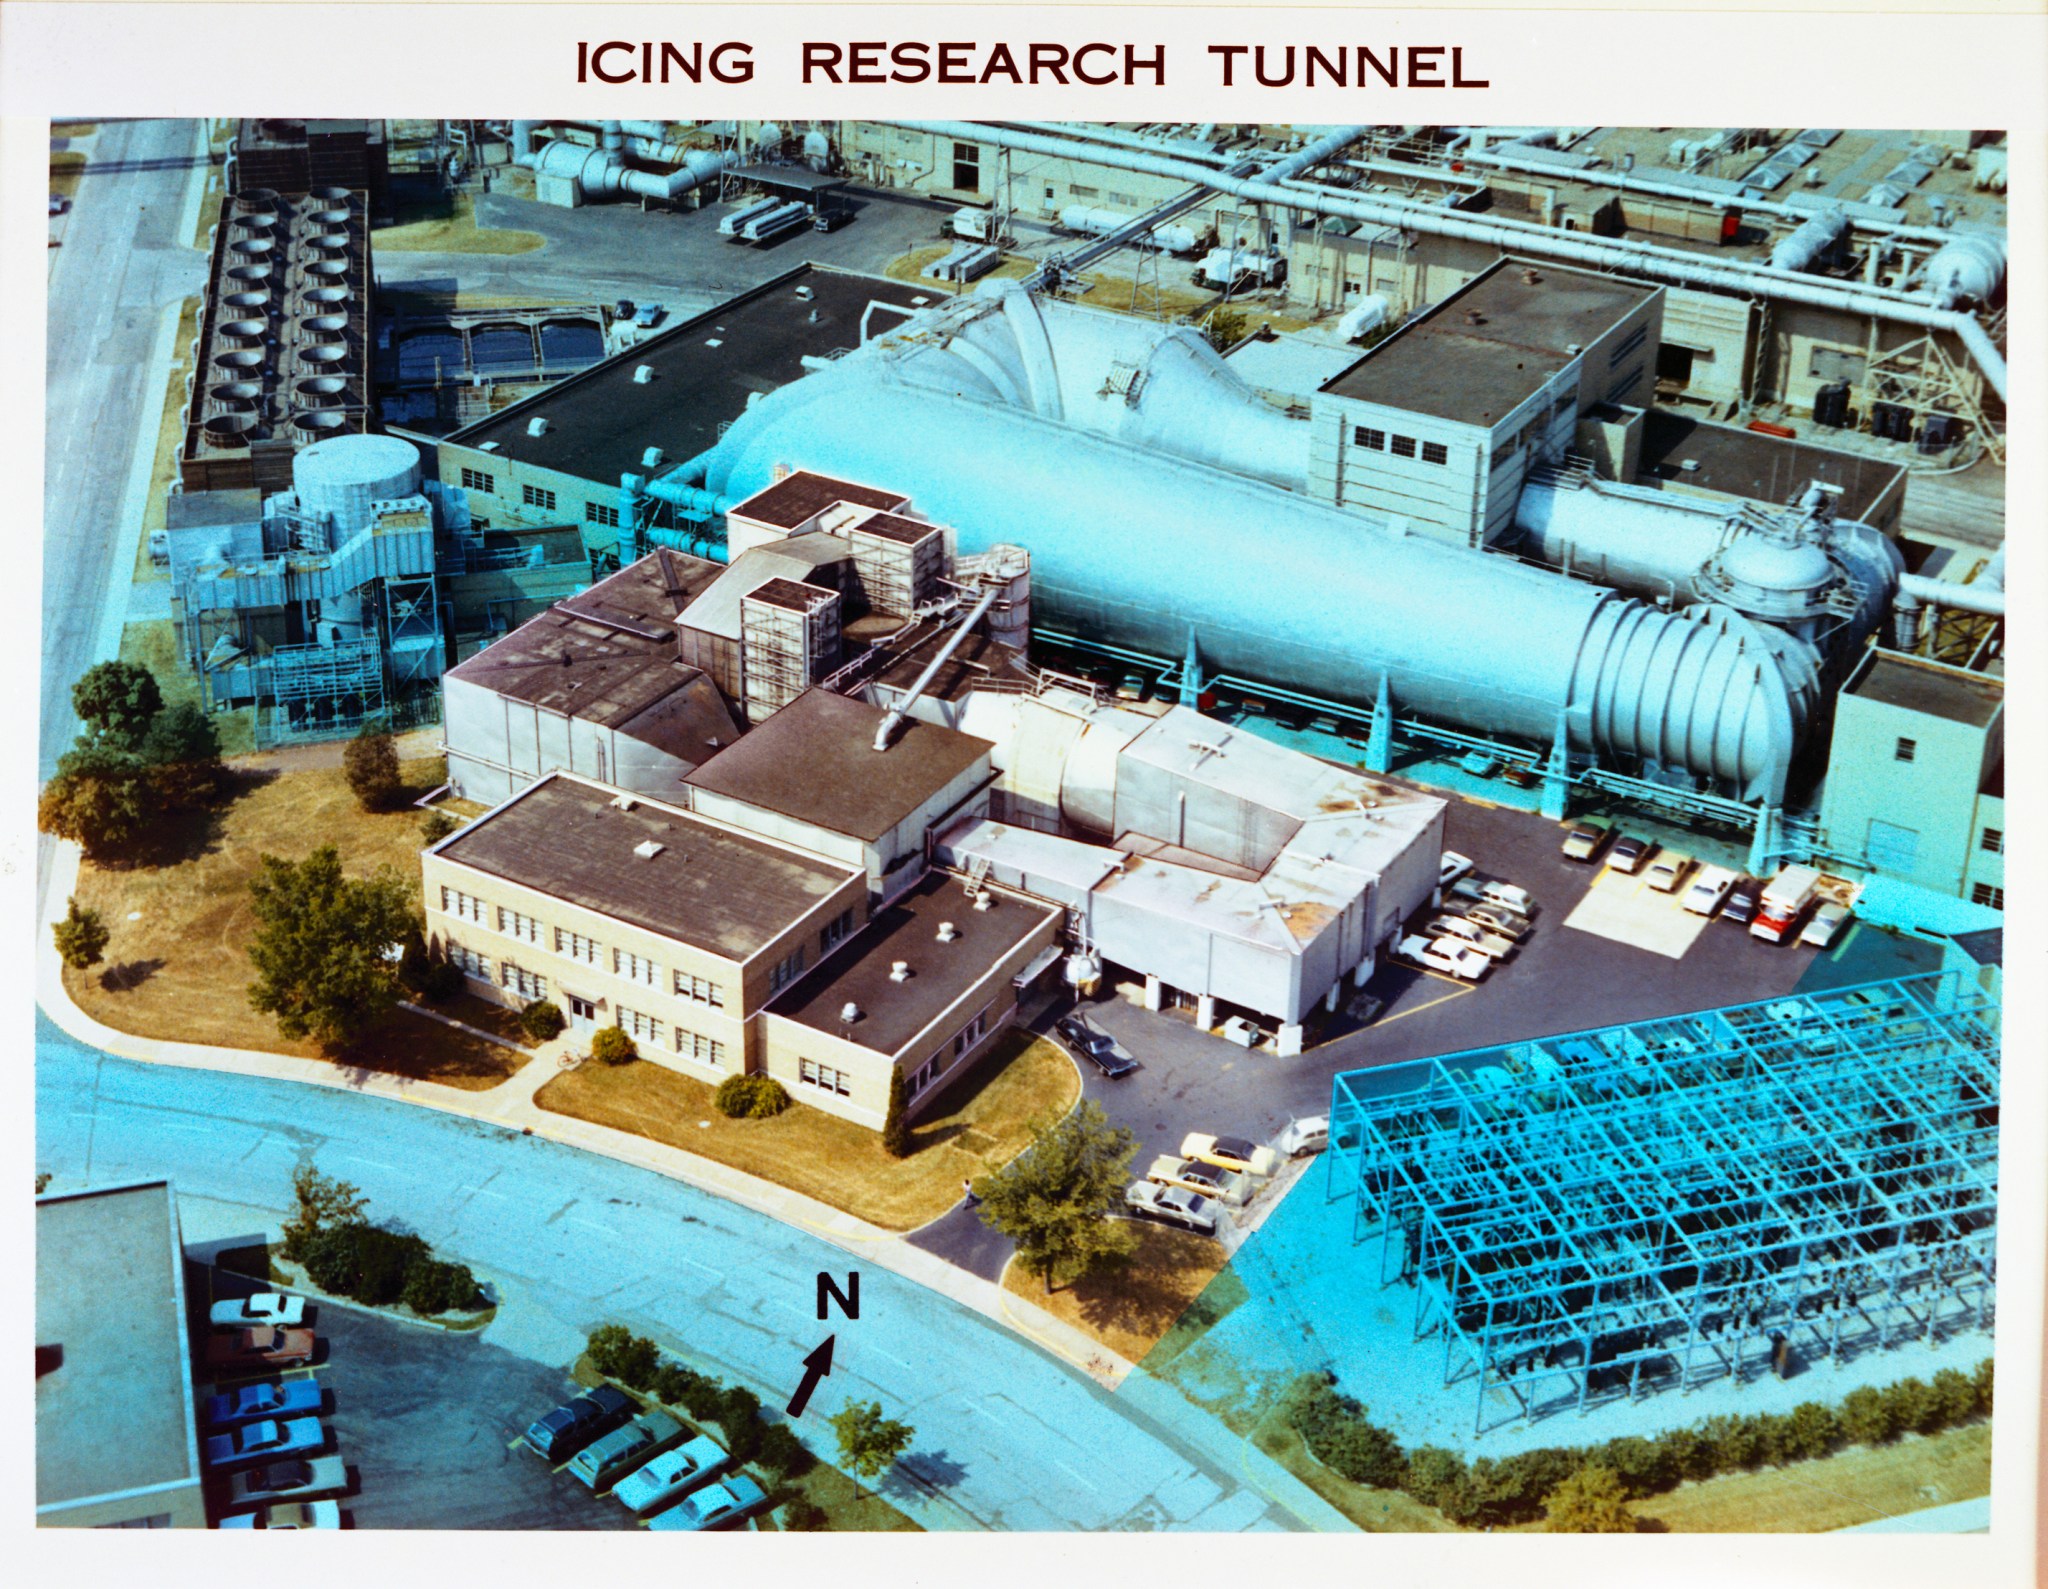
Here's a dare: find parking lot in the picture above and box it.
[195,1265,634,1530]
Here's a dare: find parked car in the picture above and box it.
[204,1417,324,1469]
[49,193,69,216]
[1751,863,1823,944]
[612,1434,731,1516]
[524,1384,635,1462]
[811,205,853,233]
[1720,876,1764,926]
[1421,914,1516,962]
[1604,835,1652,874]
[1124,1181,1218,1237]
[647,1473,769,1531]
[568,1409,685,1492]
[1645,852,1691,893]
[632,302,665,329]
[1392,933,1490,983]
[1437,849,1475,891]
[1275,1115,1329,1157]
[1448,875,1536,918]
[613,299,635,319]
[1146,1155,1250,1207]
[1561,824,1608,861]
[219,1500,341,1530]
[226,1455,348,1508]
[1460,901,1532,941]
[1682,864,1740,917]
[207,1326,316,1371]
[1799,898,1852,950]
[204,1378,323,1430]
[1179,1132,1278,1178]
[1115,672,1147,701]
[209,1293,308,1330]
[1054,1013,1138,1078]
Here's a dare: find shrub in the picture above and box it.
[675,1373,726,1423]
[717,1384,765,1462]
[586,1325,661,1389]
[343,723,402,812]
[420,810,458,843]
[1701,1413,1765,1473]
[301,1222,428,1306]
[1884,1376,1942,1437]
[1543,1465,1636,1533]
[1594,1435,1673,1499]
[1973,1356,1994,1415]
[520,1000,566,1043]
[1401,1446,1472,1514]
[402,1258,480,1315]
[714,1073,792,1119]
[652,1361,714,1411]
[1838,1386,1899,1448]
[1654,1423,1717,1484]
[1783,1402,1841,1463]
[756,1422,815,1479]
[401,945,464,1003]
[1480,1447,1582,1525]
[53,898,110,971]
[1288,1381,1405,1490]
[1930,1368,1979,1428]
[589,1025,638,1066]
[881,1065,911,1158]
[780,1498,829,1531]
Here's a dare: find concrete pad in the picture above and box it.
[1562,867,1710,959]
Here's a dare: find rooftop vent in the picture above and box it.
[794,285,815,300]
[936,921,958,942]
[641,446,665,468]
[611,794,638,811]
[889,960,912,983]
[634,839,665,859]
[1464,309,1487,325]
[527,417,550,437]
[839,1001,861,1023]
[479,440,501,452]
[633,365,655,384]
[1522,267,1542,284]
[1565,342,1583,355]
[972,894,994,912]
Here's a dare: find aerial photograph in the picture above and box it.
[35,117,2004,1536]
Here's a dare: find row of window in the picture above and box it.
[442,886,487,924]
[1981,827,2003,855]
[799,1057,852,1096]
[1353,426,1449,466]
[501,961,547,1000]
[586,501,620,529]
[1971,883,2004,910]
[440,893,742,1004]
[460,467,494,494]
[501,907,541,944]
[523,484,556,512]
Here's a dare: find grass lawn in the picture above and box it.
[50,149,86,202]
[60,752,530,1090]
[535,1029,1079,1231]
[883,244,1039,295]
[52,121,100,138]
[118,621,256,754]
[374,193,545,255]
[1251,1412,1462,1533]
[1000,1223,1231,1361]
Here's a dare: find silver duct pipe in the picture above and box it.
[873,583,1002,750]
[875,120,2008,404]
[515,121,739,204]
[1004,121,1232,164]
[1897,573,2006,617]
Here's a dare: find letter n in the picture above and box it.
[817,1270,861,1320]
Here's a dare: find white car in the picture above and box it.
[1180,1132,1279,1178]
[1448,875,1535,918]
[1798,899,1852,949]
[1682,864,1739,916]
[1421,914,1516,962]
[219,1500,341,1530]
[1275,1115,1329,1157]
[1393,933,1490,983]
[1437,850,1475,891]
[1125,1181,1220,1236]
[612,1434,730,1516]
[210,1293,308,1330]
[1645,853,1691,893]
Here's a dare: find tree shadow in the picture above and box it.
[92,763,281,871]
[98,957,165,992]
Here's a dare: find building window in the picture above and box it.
[522,484,557,512]
[1971,883,2004,911]
[1069,183,1100,201]
[585,501,620,529]
[440,886,486,924]
[1895,737,1918,763]
[556,927,601,964]
[907,1054,941,1098]
[617,1006,663,1044]
[1607,325,1648,366]
[1389,434,1417,459]
[799,1057,852,1096]
[614,948,659,987]
[1604,370,1643,405]
[498,907,540,943]
[1551,395,1575,422]
[1353,426,1386,451]
[952,1004,991,1058]
[500,961,547,1000]
[448,943,490,980]
[1342,278,1361,296]
[820,908,854,955]
[769,946,807,993]
[1981,827,2003,854]
[1420,440,1449,466]
[460,467,495,494]
[676,1028,726,1067]
[673,970,726,1008]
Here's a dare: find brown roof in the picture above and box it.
[731,471,906,529]
[436,774,859,960]
[851,512,941,547]
[746,577,837,614]
[686,688,993,843]
[868,624,1033,704]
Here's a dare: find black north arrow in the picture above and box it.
[786,1334,835,1418]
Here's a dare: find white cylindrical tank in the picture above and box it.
[1338,295,1391,342]
[293,434,423,541]
[975,543,1032,650]
[1060,204,1138,238]
[1923,233,2006,307]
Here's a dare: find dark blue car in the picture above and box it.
[524,1385,635,1462]
[203,1377,323,1431]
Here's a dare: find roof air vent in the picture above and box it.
[641,446,665,468]
[936,921,958,942]
[634,840,664,859]
[972,893,994,912]
[633,365,656,384]
[611,794,638,811]
[1522,268,1542,284]
[479,441,501,452]
[1464,309,1486,325]
[889,960,912,983]
[839,1001,861,1023]
[527,417,550,437]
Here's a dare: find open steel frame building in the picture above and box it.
[1326,971,2000,1433]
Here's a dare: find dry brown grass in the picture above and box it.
[535,1030,1078,1231]
[52,121,100,139]
[60,754,527,1089]
[374,193,545,255]
[49,150,87,202]
[881,244,1039,295]
[1251,1412,1463,1533]
[118,621,256,755]
[1002,1222,1232,1362]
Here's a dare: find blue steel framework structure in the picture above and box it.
[1326,972,1999,1435]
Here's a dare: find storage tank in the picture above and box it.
[1922,232,2006,307]
[700,350,1817,803]
[292,433,423,541]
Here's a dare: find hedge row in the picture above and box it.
[1287,1356,1993,1529]
[297,1221,481,1316]
[586,1325,813,1486]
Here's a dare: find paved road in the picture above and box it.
[36,1014,1298,1532]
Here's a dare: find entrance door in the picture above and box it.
[566,994,597,1034]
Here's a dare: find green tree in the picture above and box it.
[520,1000,566,1043]
[401,1258,479,1315]
[38,745,152,857]
[881,1064,911,1158]
[281,1164,370,1262]
[342,722,403,812]
[1543,1464,1636,1533]
[420,810,458,843]
[246,847,421,1045]
[52,897,110,970]
[137,702,224,808]
[1930,1368,1979,1429]
[589,1024,638,1066]
[1973,1356,1994,1415]
[1783,1402,1842,1462]
[300,1222,427,1305]
[1203,306,1248,352]
[71,660,163,749]
[827,1398,914,1500]
[1838,1386,1900,1448]
[972,1100,1138,1293]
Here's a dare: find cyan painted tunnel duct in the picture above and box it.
[696,299,1814,803]
[512,120,739,203]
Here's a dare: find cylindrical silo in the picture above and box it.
[292,433,423,541]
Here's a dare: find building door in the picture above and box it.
[1867,819,1921,877]
[951,141,981,194]
[566,994,598,1033]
